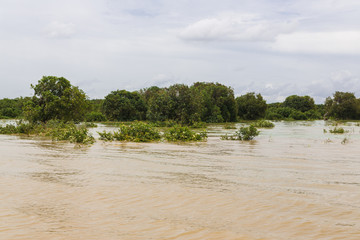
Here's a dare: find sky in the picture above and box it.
[1,0,360,103]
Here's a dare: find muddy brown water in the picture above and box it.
[0,121,360,239]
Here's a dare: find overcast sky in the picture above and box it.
[1,0,360,103]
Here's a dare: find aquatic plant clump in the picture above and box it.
[164,125,207,141]
[223,123,237,129]
[49,124,95,144]
[0,120,95,144]
[98,131,114,141]
[221,125,260,141]
[251,120,275,128]
[329,127,346,134]
[99,121,161,142]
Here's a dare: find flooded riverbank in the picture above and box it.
[0,121,359,239]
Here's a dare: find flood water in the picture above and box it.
[0,121,360,240]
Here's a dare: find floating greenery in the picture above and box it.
[0,120,95,144]
[223,123,237,129]
[329,127,346,134]
[251,120,275,128]
[164,125,207,142]
[98,121,161,142]
[221,125,260,141]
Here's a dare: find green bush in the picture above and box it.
[223,123,237,129]
[49,125,95,144]
[164,125,207,141]
[99,121,161,142]
[190,121,207,128]
[85,111,107,122]
[329,127,346,134]
[150,120,177,127]
[251,120,275,128]
[0,120,95,144]
[83,122,98,128]
[289,110,307,120]
[98,131,114,141]
[221,124,259,141]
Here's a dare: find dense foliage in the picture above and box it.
[265,95,322,120]
[0,97,29,119]
[324,92,360,120]
[4,76,360,123]
[24,76,88,123]
[0,120,95,144]
[236,92,266,120]
[283,95,315,112]
[252,120,275,128]
[164,125,207,141]
[191,82,237,123]
[221,125,260,141]
[103,90,146,121]
[98,121,161,142]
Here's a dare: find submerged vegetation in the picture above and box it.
[4,75,360,124]
[251,120,275,128]
[98,121,161,142]
[329,127,346,134]
[164,125,207,142]
[221,125,260,141]
[98,122,207,142]
[0,120,95,144]
[3,75,360,145]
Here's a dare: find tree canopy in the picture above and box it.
[24,76,88,123]
[103,90,146,121]
[283,95,315,112]
[236,92,267,120]
[325,91,360,119]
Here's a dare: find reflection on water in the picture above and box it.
[1,121,360,239]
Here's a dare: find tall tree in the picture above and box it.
[191,82,237,122]
[236,92,267,120]
[283,95,315,112]
[24,76,88,122]
[103,90,146,121]
[325,91,360,119]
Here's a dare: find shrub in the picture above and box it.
[221,124,260,141]
[85,111,107,122]
[190,121,207,128]
[329,127,346,134]
[98,131,114,141]
[251,120,274,128]
[223,123,237,129]
[83,122,98,128]
[164,125,207,141]
[0,120,95,144]
[150,120,177,127]
[289,110,307,120]
[47,123,95,144]
[99,121,161,142]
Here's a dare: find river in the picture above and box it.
[0,121,359,239]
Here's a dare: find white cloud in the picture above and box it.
[179,13,296,42]
[44,21,76,38]
[272,31,360,54]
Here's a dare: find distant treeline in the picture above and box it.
[1,80,359,122]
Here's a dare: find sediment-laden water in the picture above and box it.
[0,121,359,239]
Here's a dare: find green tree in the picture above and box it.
[236,92,267,120]
[145,88,171,122]
[283,95,315,112]
[191,82,237,122]
[103,90,146,121]
[325,91,360,119]
[167,84,201,124]
[24,76,88,123]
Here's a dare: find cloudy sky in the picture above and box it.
[1,0,360,102]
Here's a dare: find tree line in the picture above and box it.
[0,76,359,123]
